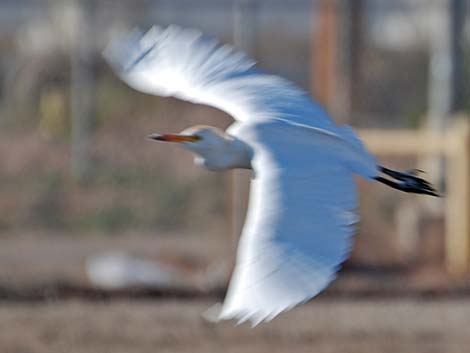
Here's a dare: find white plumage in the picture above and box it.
[104,25,379,325]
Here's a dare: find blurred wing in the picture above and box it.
[104,25,334,129]
[105,25,379,325]
[219,121,376,325]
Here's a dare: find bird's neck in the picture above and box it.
[195,137,252,171]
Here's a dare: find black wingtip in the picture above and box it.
[376,166,441,197]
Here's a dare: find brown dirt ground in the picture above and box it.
[1,233,470,353]
[1,298,470,353]
[0,232,468,298]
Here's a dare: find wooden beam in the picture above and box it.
[359,117,470,275]
[357,130,448,156]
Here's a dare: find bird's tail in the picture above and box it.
[375,166,440,197]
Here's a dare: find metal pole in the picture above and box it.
[233,0,258,57]
[427,0,453,130]
[230,0,258,249]
[70,0,97,182]
[450,0,465,112]
[424,0,455,204]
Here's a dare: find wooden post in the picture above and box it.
[445,117,470,274]
[311,0,338,110]
[347,0,364,120]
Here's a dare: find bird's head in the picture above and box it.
[148,125,251,171]
[148,125,228,153]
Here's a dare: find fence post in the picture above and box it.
[445,117,470,274]
[359,116,469,274]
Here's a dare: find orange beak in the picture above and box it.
[148,133,200,143]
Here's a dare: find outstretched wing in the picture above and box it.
[104,25,334,130]
[219,121,376,325]
[105,26,379,325]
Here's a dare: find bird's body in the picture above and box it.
[105,25,438,325]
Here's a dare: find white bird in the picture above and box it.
[104,25,439,325]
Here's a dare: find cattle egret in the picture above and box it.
[104,26,439,325]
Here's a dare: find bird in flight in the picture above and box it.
[104,25,439,325]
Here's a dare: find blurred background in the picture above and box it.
[0,0,469,352]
